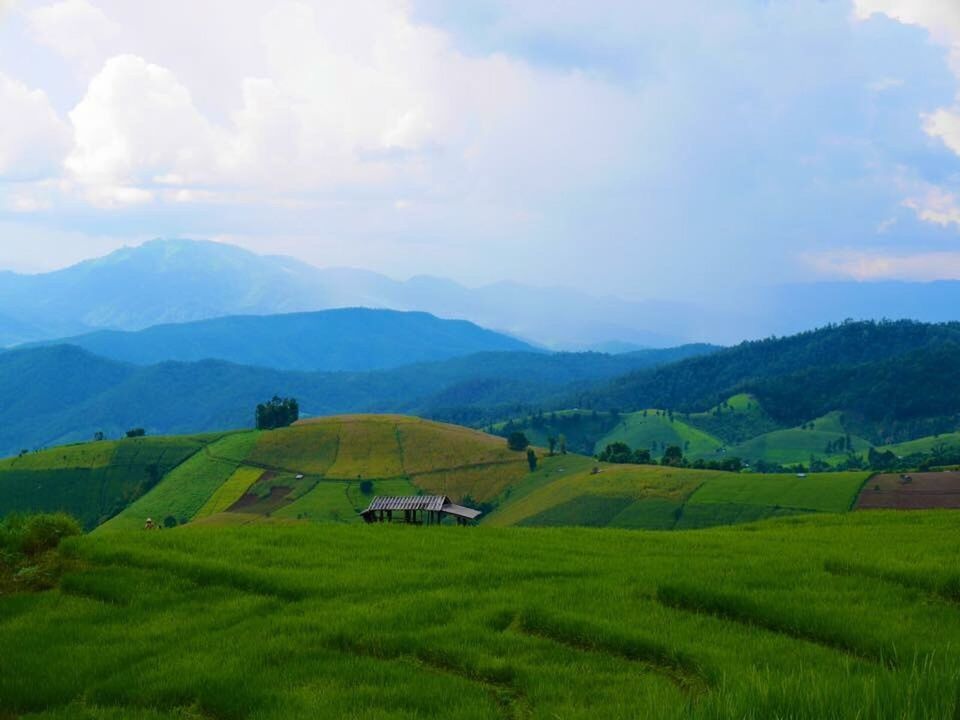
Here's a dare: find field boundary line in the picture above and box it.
[656,583,898,668]
[508,607,711,697]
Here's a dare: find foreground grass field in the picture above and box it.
[2,512,960,718]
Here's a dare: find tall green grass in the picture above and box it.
[3,511,960,718]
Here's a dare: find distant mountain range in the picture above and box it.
[5,238,960,349]
[25,308,536,372]
[0,239,691,348]
[0,343,714,456]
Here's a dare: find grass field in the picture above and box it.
[99,432,261,531]
[679,472,870,529]
[730,428,872,466]
[594,410,724,460]
[880,432,960,457]
[0,436,219,529]
[484,458,870,530]
[3,512,960,718]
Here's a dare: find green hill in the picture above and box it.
[583,321,960,446]
[96,416,532,531]
[0,344,706,458]
[1,414,876,533]
[0,434,226,529]
[730,421,872,467]
[594,410,724,459]
[485,455,869,530]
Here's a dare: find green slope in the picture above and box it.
[0,435,222,529]
[485,456,869,530]
[730,426,871,466]
[93,416,532,530]
[6,513,960,718]
[594,410,724,459]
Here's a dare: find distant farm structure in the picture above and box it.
[360,496,482,525]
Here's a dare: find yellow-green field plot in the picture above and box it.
[0,441,120,470]
[246,424,337,474]
[398,417,520,474]
[195,466,265,519]
[485,461,705,529]
[325,416,405,479]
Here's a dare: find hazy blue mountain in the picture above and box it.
[27,308,535,372]
[6,239,960,350]
[0,239,696,348]
[0,343,715,457]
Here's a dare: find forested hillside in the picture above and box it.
[0,344,713,456]
[583,321,960,443]
[26,308,536,372]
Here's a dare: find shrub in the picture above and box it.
[359,480,374,495]
[163,515,178,528]
[507,432,530,452]
[18,513,82,556]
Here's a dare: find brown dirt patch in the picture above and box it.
[228,485,293,515]
[856,472,960,509]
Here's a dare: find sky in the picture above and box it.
[1,0,960,300]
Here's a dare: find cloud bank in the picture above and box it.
[0,0,959,295]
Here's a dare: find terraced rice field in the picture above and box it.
[0,435,220,529]
[3,512,960,718]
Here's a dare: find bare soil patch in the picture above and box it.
[228,484,293,515]
[856,472,960,510]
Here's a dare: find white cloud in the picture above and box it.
[28,0,120,74]
[0,72,70,180]
[65,54,220,206]
[854,1,960,229]
[903,186,960,228]
[60,1,632,208]
[805,248,960,281]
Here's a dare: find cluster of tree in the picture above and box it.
[255,396,300,430]
[597,442,653,465]
[824,435,854,454]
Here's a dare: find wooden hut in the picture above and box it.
[359,496,482,525]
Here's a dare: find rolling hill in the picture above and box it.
[80,416,533,532]
[0,343,714,457]
[1,414,877,533]
[582,320,960,446]
[25,308,536,372]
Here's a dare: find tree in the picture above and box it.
[526,448,538,471]
[126,428,146,438]
[163,515,178,528]
[359,480,374,495]
[547,436,557,456]
[558,434,568,455]
[632,448,652,464]
[507,432,530,451]
[256,396,300,430]
[93,431,105,442]
[598,442,633,464]
[661,445,684,467]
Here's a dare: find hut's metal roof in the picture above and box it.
[441,503,482,520]
[364,495,447,512]
[360,496,482,519]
